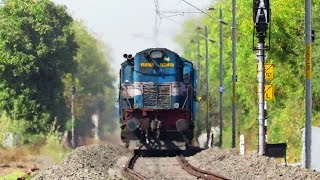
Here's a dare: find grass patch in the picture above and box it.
[0,147,29,164]
[0,170,26,180]
[40,135,71,162]
[0,132,70,165]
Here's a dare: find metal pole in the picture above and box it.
[257,42,265,155]
[304,0,312,169]
[219,8,224,147]
[253,0,270,155]
[205,26,210,148]
[71,85,75,148]
[264,101,268,143]
[197,32,201,124]
[231,0,237,148]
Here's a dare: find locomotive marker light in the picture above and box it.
[174,103,179,109]
[253,0,270,155]
[150,50,164,59]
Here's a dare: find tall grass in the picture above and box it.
[40,123,70,162]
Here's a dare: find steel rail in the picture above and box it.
[122,152,147,180]
[176,155,231,180]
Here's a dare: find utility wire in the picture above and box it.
[161,10,203,14]
[181,0,231,27]
[161,14,185,18]
[153,0,162,46]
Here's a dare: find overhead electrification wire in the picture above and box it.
[153,0,162,46]
[180,0,231,26]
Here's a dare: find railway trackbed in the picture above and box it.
[122,151,147,179]
[122,149,231,180]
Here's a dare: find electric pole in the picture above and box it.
[231,0,237,148]
[197,27,201,126]
[205,25,210,149]
[304,0,312,169]
[219,8,224,148]
[71,85,76,148]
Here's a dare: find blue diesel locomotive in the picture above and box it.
[119,48,196,149]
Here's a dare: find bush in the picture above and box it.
[0,113,68,162]
[40,122,69,162]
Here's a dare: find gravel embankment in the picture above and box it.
[186,148,320,180]
[32,144,130,180]
[32,144,320,180]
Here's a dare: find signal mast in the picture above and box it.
[253,0,270,155]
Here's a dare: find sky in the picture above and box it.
[52,0,214,72]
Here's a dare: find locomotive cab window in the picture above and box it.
[183,65,191,84]
[122,65,133,84]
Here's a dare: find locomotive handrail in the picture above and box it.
[182,85,193,109]
[121,84,132,108]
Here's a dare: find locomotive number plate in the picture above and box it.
[160,62,174,67]
[140,62,174,67]
[140,62,154,67]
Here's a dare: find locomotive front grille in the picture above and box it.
[143,83,157,107]
[143,83,171,108]
[157,85,171,108]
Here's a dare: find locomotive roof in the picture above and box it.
[121,48,193,66]
[136,48,178,56]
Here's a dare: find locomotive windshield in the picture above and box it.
[138,51,175,75]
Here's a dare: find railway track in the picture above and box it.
[122,151,147,179]
[122,149,231,180]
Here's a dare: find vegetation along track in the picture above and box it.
[122,149,231,180]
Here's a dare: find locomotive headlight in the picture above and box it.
[174,103,179,109]
[127,118,139,132]
[150,50,164,59]
[134,103,139,109]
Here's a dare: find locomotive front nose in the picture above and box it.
[176,119,188,132]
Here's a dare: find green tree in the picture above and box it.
[65,22,117,140]
[0,0,77,133]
